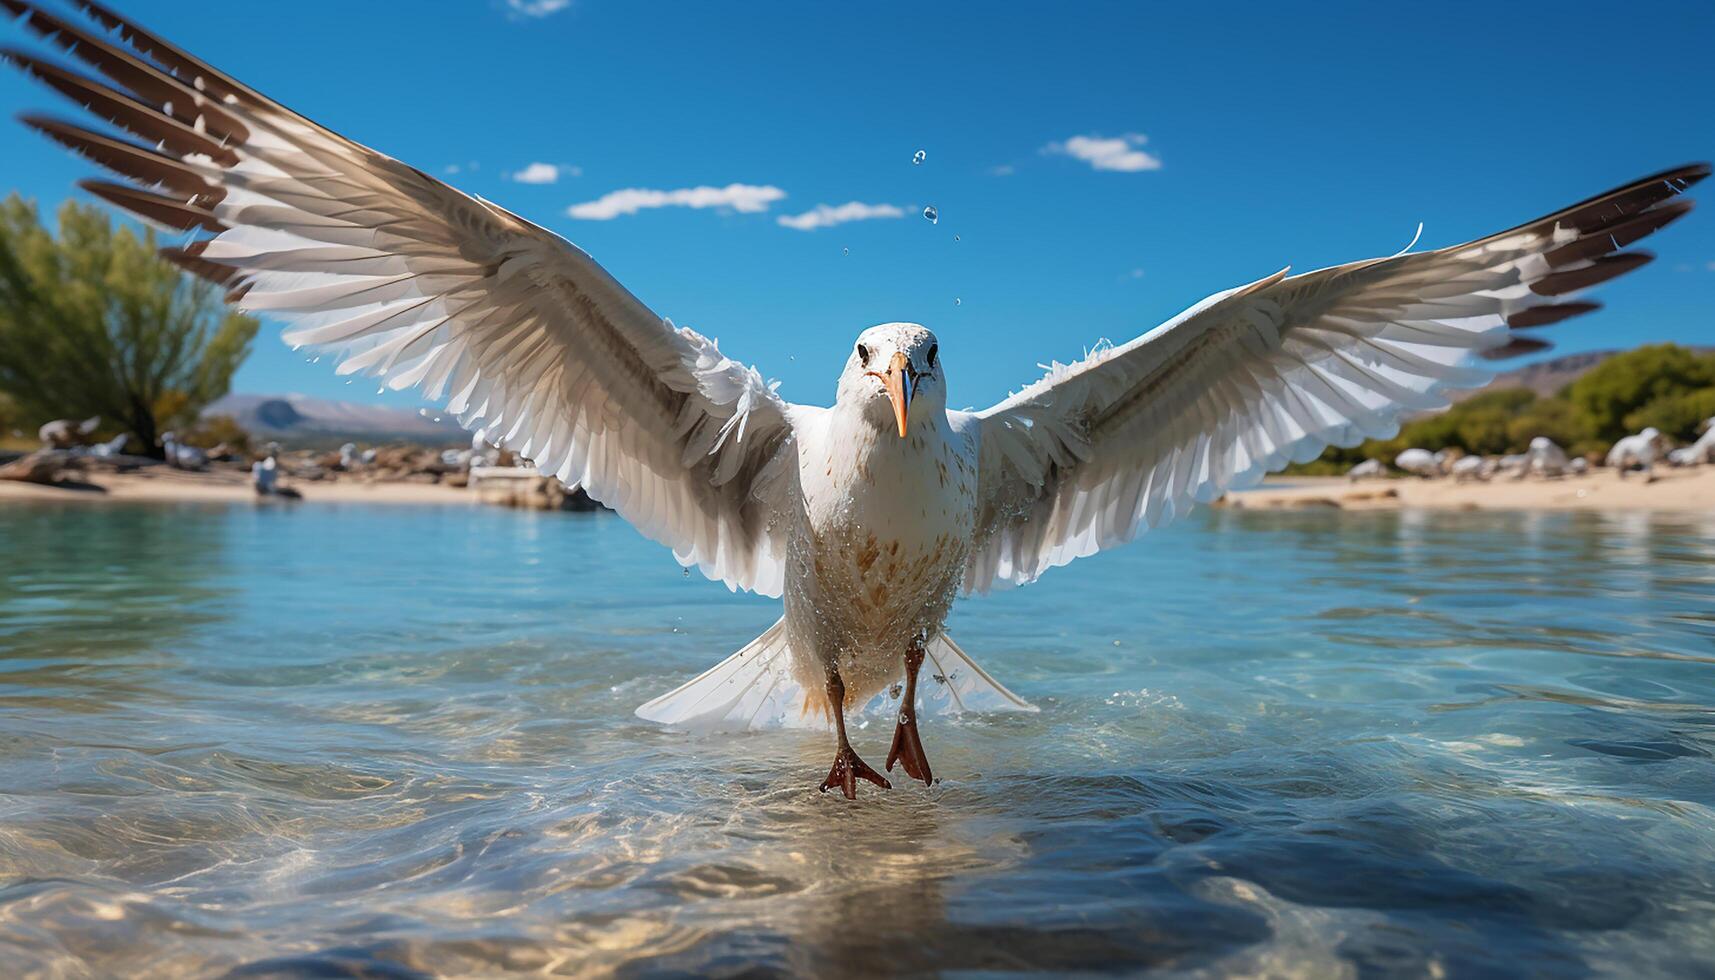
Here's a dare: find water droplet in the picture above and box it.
[433,416,442,423]
[954,297,961,306]
[954,235,960,242]
[922,205,938,224]
[682,567,691,579]
[344,380,353,385]
[311,356,320,363]
[419,408,429,416]
[376,387,385,395]
[912,149,926,165]
[842,246,849,256]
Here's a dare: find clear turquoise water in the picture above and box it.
[3,501,1715,976]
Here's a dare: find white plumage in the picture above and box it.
[1608,427,1666,479]
[1527,436,1572,477]
[6,0,1705,797]
[1394,448,1441,477]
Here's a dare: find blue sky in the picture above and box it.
[3,0,1712,412]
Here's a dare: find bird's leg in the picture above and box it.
[818,667,890,800]
[886,641,934,786]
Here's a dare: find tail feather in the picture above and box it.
[634,620,1036,733]
[633,617,811,733]
[921,632,1038,714]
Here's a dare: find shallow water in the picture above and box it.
[3,502,1715,976]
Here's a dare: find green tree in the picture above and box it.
[1563,343,1715,443]
[1508,394,1599,456]
[0,195,258,456]
[1624,388,1715,443]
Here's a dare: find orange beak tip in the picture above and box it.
[884,351,911,438]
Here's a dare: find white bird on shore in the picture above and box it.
[251,453,278,495]
[1346,459,1386,482]
[1678,417,1715,465]
[1608,427,1665,480]
[88,432,128,457]
[5,2,1703,797]
[1451,454,1489,482]
[1527,437,1571,477]
[1395,449,1440,478]
[159,430,205,470]
[37,415,98,449]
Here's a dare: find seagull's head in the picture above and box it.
[837,322,945,438]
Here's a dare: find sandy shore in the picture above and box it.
[7,461,1715,512]
[1226,466,1715,512]
[0,466,473,506]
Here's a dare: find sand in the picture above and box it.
[1224,466,1715,512]
[6,460,1715,513]
[0,465,472,506]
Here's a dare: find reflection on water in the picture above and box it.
[4,502,1715,975]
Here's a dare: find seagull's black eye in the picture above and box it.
[926,343,938,365]
[856,343,871,365]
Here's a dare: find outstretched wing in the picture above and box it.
[4,0,804,596]
[960,164,1707,593]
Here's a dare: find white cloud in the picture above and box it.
[988,164,1016,177]
[1044,133,1162,172]
[443,164,461,175]
[567,183,787,220]
[509,162,576,184]
[776,201,905,231]
[506,0,571,17]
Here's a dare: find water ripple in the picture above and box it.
[4,504,1715,974]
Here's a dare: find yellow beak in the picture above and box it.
[867,350,912,438]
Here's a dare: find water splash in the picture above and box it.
[922,205,938,224]
[912,149,926,165]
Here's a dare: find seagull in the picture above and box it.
[1608,427,1666,481]
[1345,458,1386,482]
[37,414,99,449]
[4,2,1706,797]
[1450,454,1489,482]
[1393,448,1441,478]
[1526,436,1572,478]
[1680,417,1715,466]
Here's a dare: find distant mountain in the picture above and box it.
[1448,350,1616,402]
[204,393,467,447]
[1450,347,1715,403]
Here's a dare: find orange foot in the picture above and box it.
[886,706,934,786]
[820,743,891,800]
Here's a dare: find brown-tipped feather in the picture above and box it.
[1480,336,1554,361]
[78,179,227,234]
[61,0,387,174]
[21,114,222,205]
[158,243,243,287]
[1472,163,1709,251]
[1543,199,1694,268]
[1,49,238,165]
[1530,252,1654,296]
[4,1,247,142]
[68,0,261,108]
[1507,301,1600,329]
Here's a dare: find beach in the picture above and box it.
[7,459,1715,512]
[0,464,474,506]
[1223,465,1715,512]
